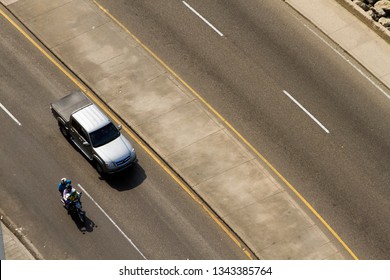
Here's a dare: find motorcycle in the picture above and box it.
[61,191,86,224]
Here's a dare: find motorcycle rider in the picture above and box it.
[58,177,71,196]
[62,183,80,209]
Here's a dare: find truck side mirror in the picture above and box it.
[117,124,122,131]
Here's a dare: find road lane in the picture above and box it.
[95,0,390,259]
[0,13,144,259]
[0,11,248,260]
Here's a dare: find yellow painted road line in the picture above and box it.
[0,5,254,259]
[0,8,87,93]
[93,1,359,260]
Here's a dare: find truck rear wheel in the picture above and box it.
[59,124,69,138]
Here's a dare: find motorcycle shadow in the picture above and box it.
[68,212,96,234]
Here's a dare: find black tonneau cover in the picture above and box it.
[50,90,92,122]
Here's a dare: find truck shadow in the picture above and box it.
[100,163,146,191]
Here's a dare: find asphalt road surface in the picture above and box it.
[95,0,390,259]
[0,12,248,260]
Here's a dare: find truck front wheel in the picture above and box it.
[95,161,104,175]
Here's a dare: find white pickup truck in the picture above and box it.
[50,90,137,174]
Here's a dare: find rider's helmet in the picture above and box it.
[61,178,71,185]
[66,183,72,191]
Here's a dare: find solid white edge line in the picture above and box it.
[0,102,22,126]
[283,90,330,134]
[77,184,147,260]
[301,23,390,100]
[182,1,224,37]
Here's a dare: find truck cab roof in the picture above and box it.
[72,103,111,133]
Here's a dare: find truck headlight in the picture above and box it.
[105,162,115,169]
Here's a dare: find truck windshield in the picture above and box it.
[89,123,120,147]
